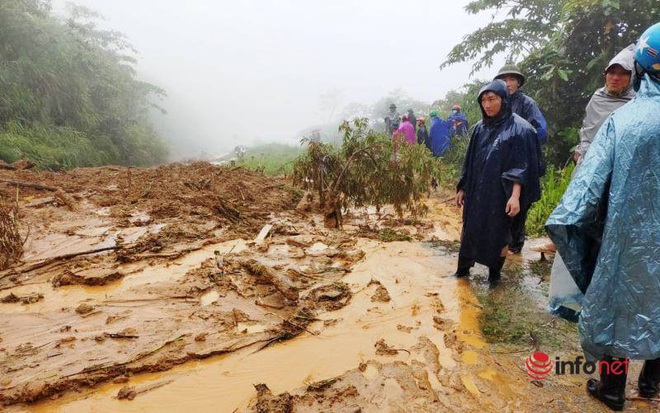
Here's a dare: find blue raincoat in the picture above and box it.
[510,91,548,143]
[429,116,452,156]
[546,73,660,361]
[447,112,469,136]
[458,80,542,268]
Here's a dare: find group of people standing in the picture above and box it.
[455,23,660,411]
[384,103,469,158]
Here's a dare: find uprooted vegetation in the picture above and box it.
[0,191,23,270]
[293,118,441,228]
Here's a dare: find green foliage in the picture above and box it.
[0,0,168,168]
[293,118,441,226]
[441,0,564,74]
[236,143,303,176]
[435,136,470,190]
[0,122,114,169]
[526,163,575,236]
[441,0,660,168]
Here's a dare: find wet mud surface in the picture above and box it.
[0,164,656,412]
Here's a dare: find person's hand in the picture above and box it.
[505,196,520,217]
[456,190,465,207]
[573,151,581,163]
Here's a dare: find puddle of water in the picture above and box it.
[118,239,248,289]
[455,279,487,350]
[26,239,459,413]
[305,242,328,255]
[461,374,482,397]
[461,350,479,365]
[200,290,219,306]
[2,240,249,315]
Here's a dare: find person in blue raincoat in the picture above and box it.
[547,43,636,322]
[546,23,660,411]
[447,105,469,137]
[454,80,541,286]
[495,64,548,254]
[428,110,452,156]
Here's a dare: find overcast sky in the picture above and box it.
[54,0,498,157]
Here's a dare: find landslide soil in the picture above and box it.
[0,163,362,406]
[1,163,654,412]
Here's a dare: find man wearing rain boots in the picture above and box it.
[547,23,660,411]
[454,79,541,287]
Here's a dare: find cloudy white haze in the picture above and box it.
[54,0,495,158]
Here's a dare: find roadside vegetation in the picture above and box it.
[235,143,303,176]
[0,0,167,169]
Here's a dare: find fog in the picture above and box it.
[54,0,497,158]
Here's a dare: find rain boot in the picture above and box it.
[638,358,660,398]
[586,356,628,411]
[488,257,505,287]
[452,257,473,278]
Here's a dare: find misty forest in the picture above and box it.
[0,0,657,170]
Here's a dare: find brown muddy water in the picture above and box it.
[18,238,470,412]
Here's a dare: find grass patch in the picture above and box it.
[236,143,303,176]
[0,123,117,170]
[377,228,413,242]
[428,239,461,254]
[476,260,578,351]
[526,164,574,236]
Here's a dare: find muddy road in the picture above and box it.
[0,163,654,412]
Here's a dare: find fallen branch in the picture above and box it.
[241,259,299,301]
[0,245,123,280]
[0,179,60,192]
[104,332,140,339]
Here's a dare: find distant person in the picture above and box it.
[447,105,469,137]
[396,114,416,144]
[546,24,660,411]
[407,109,417,131]
[234,145,247,159]
[454,80,541,287]
[384,103,401,136]
[494,63,548,254]
[416,117,430,149]
[428,110,452,156]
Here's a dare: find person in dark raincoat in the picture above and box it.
[447,105,469,137]
[546,23,660,411]
[494,64,548,254]
[416,117,430,148]
[454,80,541,286]
[428,110,452,156]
